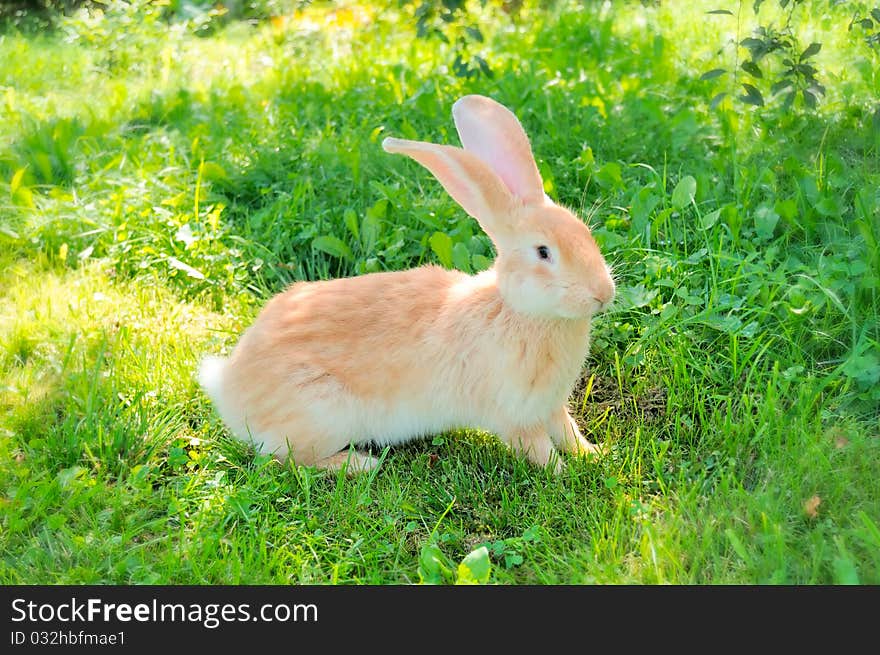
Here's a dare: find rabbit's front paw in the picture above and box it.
[552,406,604,460]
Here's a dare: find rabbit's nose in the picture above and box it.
[585,259,616,310]
[593,276,616,307]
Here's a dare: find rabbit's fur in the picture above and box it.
[199,95,616,473]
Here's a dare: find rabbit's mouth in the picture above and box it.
[589,284,616,314]
[576,269,617,316]
[555,285,613,319]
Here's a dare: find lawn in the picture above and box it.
[1,0,878,584]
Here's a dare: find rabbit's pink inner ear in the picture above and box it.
[452,95,545,206]
[382,137,515,238]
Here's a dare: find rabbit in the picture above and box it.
[198,94,616,474]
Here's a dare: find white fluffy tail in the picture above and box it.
[197,355,227,405]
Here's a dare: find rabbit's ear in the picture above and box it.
[452,95,545,206]
[383,137,516,240]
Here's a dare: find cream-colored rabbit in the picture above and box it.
[199,95,615,473]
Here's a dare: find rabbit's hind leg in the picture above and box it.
[549,406,603,458]
[500,424,563,473]
[315,449,380,475]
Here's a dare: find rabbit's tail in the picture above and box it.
[197,355,227,405]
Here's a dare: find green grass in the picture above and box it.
[1,0,878,584]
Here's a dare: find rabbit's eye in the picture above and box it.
[536,245,551,261]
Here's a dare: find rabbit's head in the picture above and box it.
[384,94,615,320]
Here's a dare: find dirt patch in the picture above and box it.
[463,533,496,553]
[569,372,667,425]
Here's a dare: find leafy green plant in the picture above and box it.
[478,526,542,569]
[418,543,492,584]
[399,0,507,78]
[701,1,880,111]
[849,4,880,48]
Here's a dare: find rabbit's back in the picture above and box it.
[235,265,461,392]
